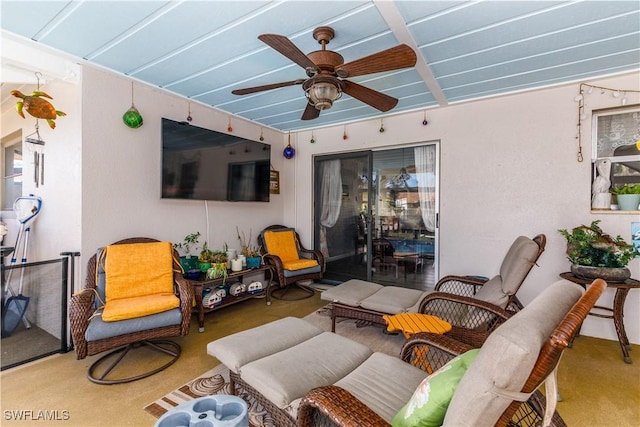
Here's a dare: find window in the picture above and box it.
[2,139,23,211]
[591,105,640,200]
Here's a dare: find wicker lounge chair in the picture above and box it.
[69,237,192,384]
[323,234,546,347]
[258,225,325,300]
[208,278,605,427]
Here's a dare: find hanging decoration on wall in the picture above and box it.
[343,125,348,140]
[186,102,193,122]
[122,81,143,128]
[283,132,295,159]
[259,128,264,141]
[227,118,233,132]
[379,119,385,133]
[574,82,640,163]
[422,111,429,126]
[11,72,66,130]
[310,131,316,144]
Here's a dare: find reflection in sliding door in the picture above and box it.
[314,152,372,283]
[314,143,438,290]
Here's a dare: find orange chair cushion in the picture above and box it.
[103,241,174,301]
[283,259,319,271]
[102,293,180,322]
[263,230,300,263]
[101,241,178,321]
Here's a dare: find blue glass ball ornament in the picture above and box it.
[283,144,295,159]
[123,106,143,128]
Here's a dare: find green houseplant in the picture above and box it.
[198,241,213,272]
[558,220,639,281]
[611,184,640,211]
[206,251,229,283]
[174,232,201,271]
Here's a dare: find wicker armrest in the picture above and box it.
[434,274,488,296]
[174,274,192,335]
[298,385,389,427]
[400,332,474,372]
[68,287,97,359]
[299,248,326,270]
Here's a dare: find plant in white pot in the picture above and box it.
[559,220,639,282]
[611,184,640,211]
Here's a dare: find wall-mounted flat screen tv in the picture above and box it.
[161,118,271,202]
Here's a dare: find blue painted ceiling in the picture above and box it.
[1,0,639,132]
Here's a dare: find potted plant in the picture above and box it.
[198,241,213,272]
[611,184,640,211]
[244,245,262,268]
[174,232,200,271]
[206,251,229,283]
[558,220,639,282]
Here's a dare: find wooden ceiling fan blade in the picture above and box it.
[335,44,417,78]
[301,102,321,120]
[342,80,398,112]
[258,34,317,70]
[232,79,305,95]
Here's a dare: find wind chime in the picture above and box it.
[11,72,66,188]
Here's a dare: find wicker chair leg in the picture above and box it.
[87,339,181,385]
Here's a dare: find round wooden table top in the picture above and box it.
[382,312,452,339]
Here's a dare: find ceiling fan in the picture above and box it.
[232,26,417,120]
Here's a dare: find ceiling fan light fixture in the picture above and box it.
[305,81,342,111]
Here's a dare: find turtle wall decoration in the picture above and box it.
[11,90,66,129]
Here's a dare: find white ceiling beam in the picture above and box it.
[374,0,448,106]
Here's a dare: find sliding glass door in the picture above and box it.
[314,142,439,289]
[314,152,372,284]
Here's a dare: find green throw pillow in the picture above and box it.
[392,349,480,427]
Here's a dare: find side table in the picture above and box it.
[560,272,640,363]
[189,265,273,332]
[382,312,452,373]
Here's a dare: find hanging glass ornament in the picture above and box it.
[227,118,233,132]
[123,82,143,128]
[422,111,429,126]
[343,125,348,140]
[186,102,192,122]
[259,128,264,141]
[379,119,385,133]
[283,133,295,159]
[310,131,316,144]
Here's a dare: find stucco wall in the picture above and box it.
[289,72,640,344]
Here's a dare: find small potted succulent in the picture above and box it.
[559,220,639,282]
[244,245,262,269]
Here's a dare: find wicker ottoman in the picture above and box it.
[321,279,432,332]
[206,316,427,427]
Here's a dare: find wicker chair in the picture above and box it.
[258,225,325,300]
[69,237,192,384]
[326,234,546,348]
[297,278,606,427]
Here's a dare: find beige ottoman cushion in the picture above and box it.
[361,286,432,314]
[207,317,322,373]
[321,279,384,306]
[240,332,373,410]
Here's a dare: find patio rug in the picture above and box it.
[144,306,405,425]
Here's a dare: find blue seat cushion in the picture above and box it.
[283,264,321,278]
[85,307,182,341]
